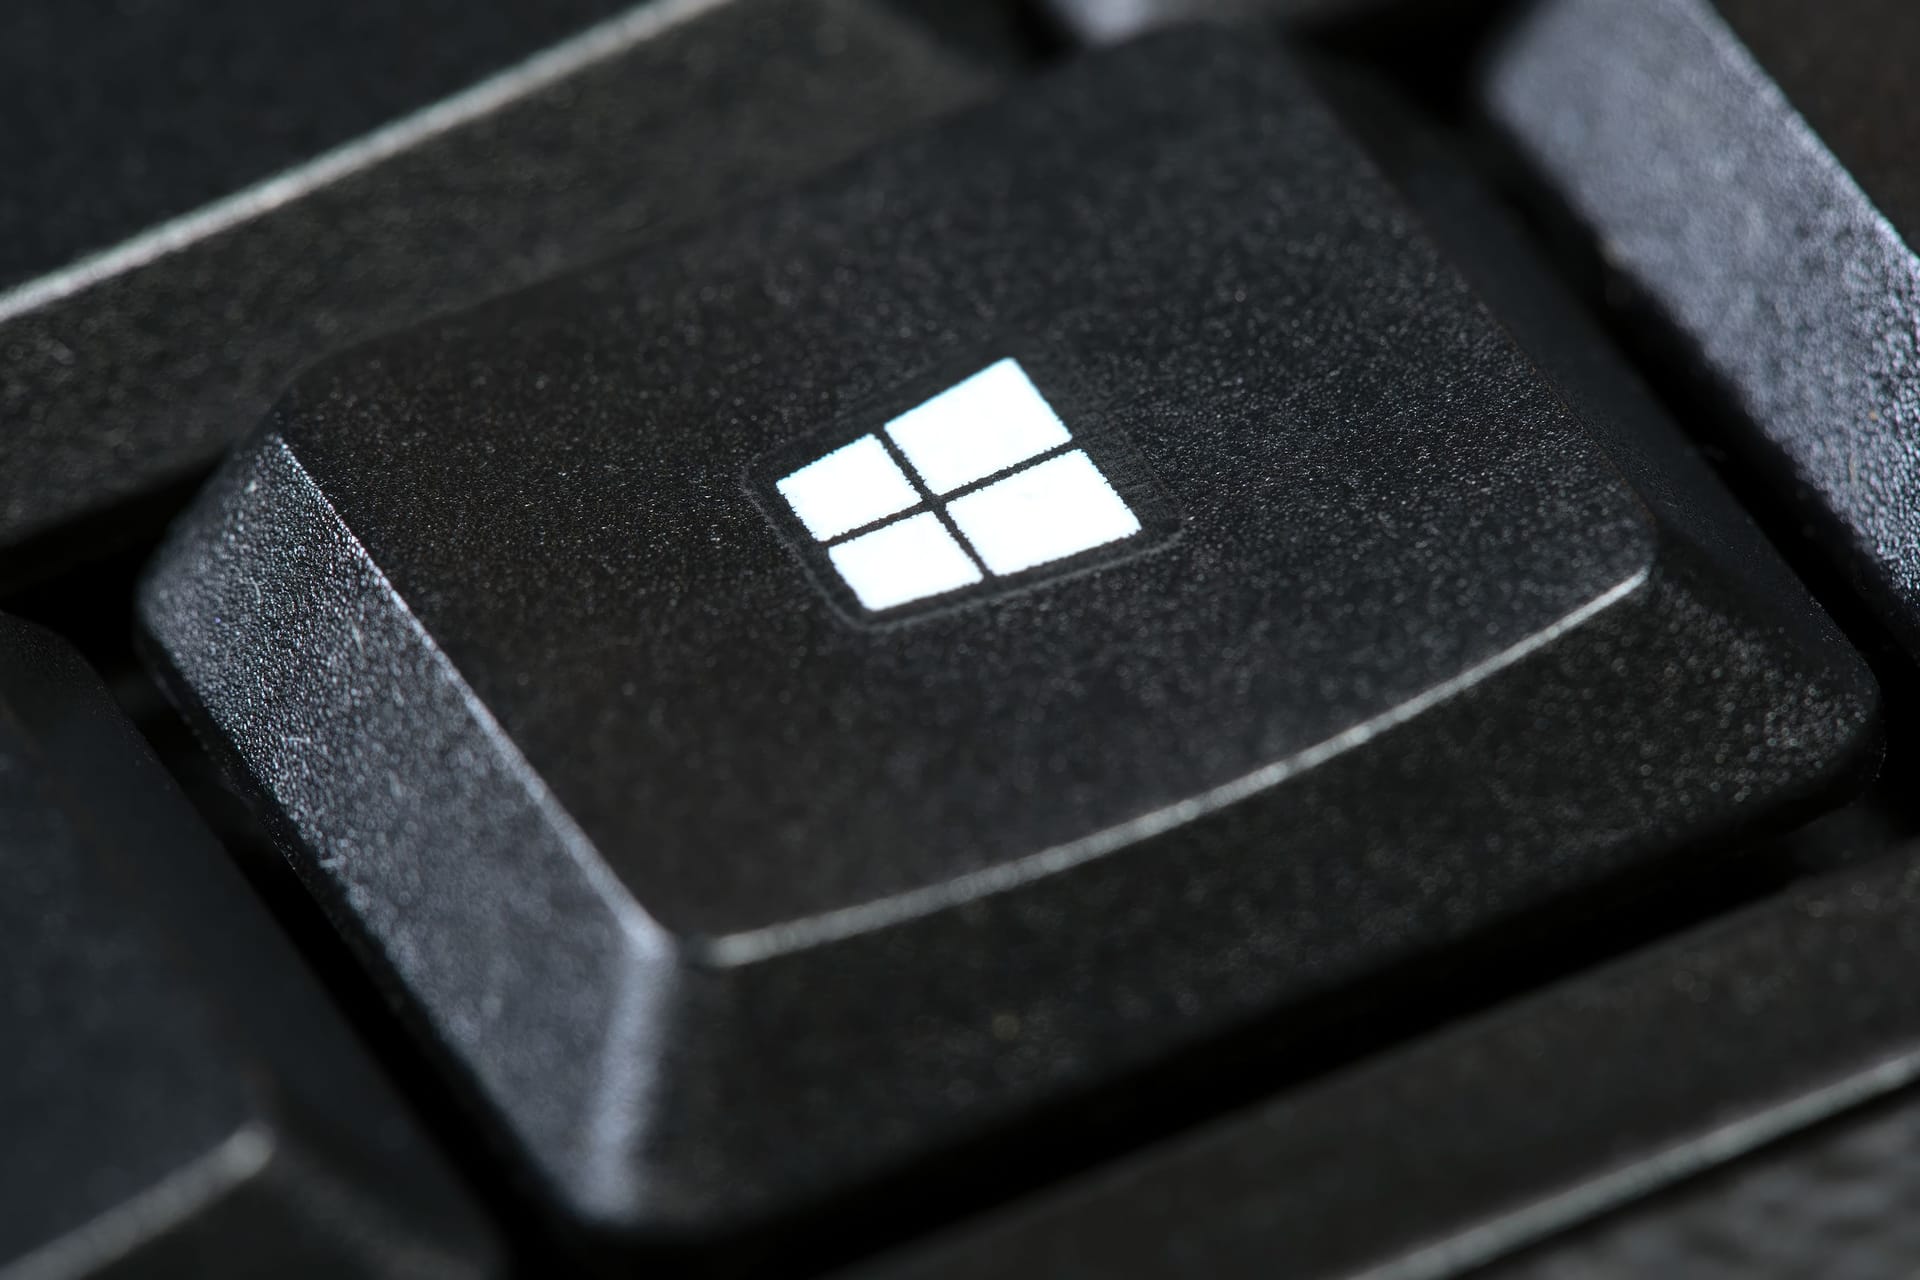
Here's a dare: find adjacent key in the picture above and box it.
[1489,1088,1920,1280]
[849,837,1920,1280]
[1481,0,1920,652]
[0,616,498,1278]
[138,32,1878,1243]
[0,0,993,584]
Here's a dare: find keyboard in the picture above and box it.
[6,0,1919,1274]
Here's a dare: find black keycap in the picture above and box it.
[1489,1093,1920,1280]
[1480,0,1920,653]
[0,616,497,1278]
[849,835,1920,1280]
[0,0,993,585]
[137,32,1877,1242]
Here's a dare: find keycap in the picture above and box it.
[1480,0,1920,653]
[137,31,1878,1242]
[1489,1095,1920,1280]
[0,616,498,1278]
[0,0,993,585]
[849,836,1920,1280]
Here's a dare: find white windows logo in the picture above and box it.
[756,359,1163,619]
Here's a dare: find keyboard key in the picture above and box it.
[1490,1092,1920,1280]
[138,31,1877,1241]
[850,837,1920,1280]
[0,0,993,586]
[1481,0,1920,651]
[2,0,623,285]
[0,616,497,1278]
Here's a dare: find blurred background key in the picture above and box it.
[1480,0,1920,656]
[0,0,997,588]
[0,615,498,1279]
[848,839,1920,1280]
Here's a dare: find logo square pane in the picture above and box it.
[827,512,983,611]
[944,450,1142,575]
[776,434,921,542]
[883,358,1072,495]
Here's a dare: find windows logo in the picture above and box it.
[759,359,1160,619]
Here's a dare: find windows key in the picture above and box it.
[137,31,1879,1247]
[758,355,1161,618]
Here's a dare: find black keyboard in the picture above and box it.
[7,0,1920,1275]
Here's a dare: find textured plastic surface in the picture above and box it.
[0,0,992,581]
[1493,1084,1920,1280]
[1713,0,1920,251]
[139,33,1877,1241]
[1482,0,1920,654]
[852,840,1920,1280]
[0,0,639,289]
[0,616,498,1279]
[846,62,1918,1280]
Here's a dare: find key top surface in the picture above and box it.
[1480,0,1920,654]
[138,31,1877,1241]
[0,616,498,1279]
[0,0,993,585]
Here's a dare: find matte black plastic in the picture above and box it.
[851,838,1920,1280]
[138,32,1877,1242]
[856,59,1920,1280]
[1481,0,1920,655]
[0,616,498,1279]
[1491,1084,1920,1279]
[0,0,992,583]
[0,0,624,290]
